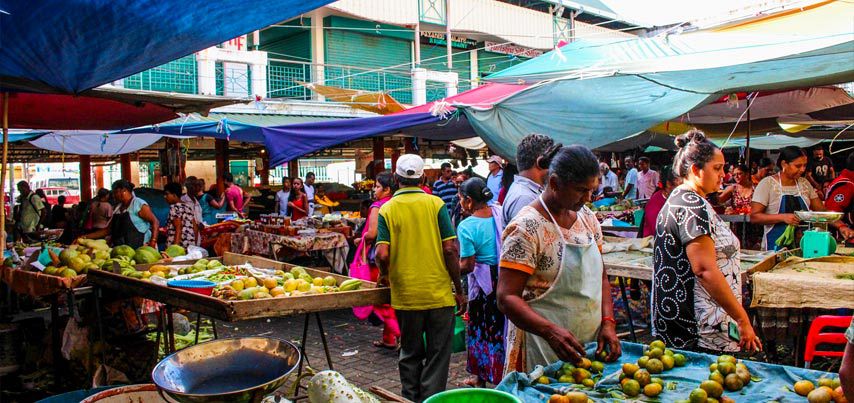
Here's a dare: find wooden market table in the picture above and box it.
[87,252,390,374]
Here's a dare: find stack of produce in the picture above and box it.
[791,377,846,403]
[212,265,362,300]
[618,339,687,399]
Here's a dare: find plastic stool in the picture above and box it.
[803,315,852,369]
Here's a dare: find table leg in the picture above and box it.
[94,286,107,366]
[50,294,62,386]
[165,306,176,353]
[297,313,310,379]
[315,313,334,370]
[194,313,202,345]
[212,319,218,339]
[617,277,637,343]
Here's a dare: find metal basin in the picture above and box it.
[151,337,301,403]
[795,211,843,223]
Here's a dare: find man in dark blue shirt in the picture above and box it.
[432,162,458,212]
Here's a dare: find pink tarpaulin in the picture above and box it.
[395,83,529,115]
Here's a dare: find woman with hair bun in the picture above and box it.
[457,177,505,387]
[498,145,621,374]
[652,129,761,354]
[750,146,826,251]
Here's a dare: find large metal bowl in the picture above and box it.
[151,337,301,403]
[795,211,843,223]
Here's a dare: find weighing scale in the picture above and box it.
[795,211,843,258]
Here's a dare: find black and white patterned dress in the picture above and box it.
[652,187,741,352]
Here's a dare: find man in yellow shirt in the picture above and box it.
[376,154,465,402]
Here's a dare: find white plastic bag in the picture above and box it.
[172,245,209,262]
[91,364,130,388]
[61,319,89,360]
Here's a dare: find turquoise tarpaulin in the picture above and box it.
[461,9,854,159]
[496,342,838,402]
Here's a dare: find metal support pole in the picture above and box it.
[445,0,452,69]
[1,93,9,256]
[315,313,334,370]
[745,95,752,169]
[617,277,638,342]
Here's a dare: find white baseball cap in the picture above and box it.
[396,154,425,179]
[486,155,504,167]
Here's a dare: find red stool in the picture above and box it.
[803,315,852,369]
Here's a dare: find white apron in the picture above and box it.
[523,196,604,369]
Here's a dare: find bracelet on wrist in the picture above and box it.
[602,316,617,325]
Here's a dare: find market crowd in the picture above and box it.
[8,131,854,402]
[349,132,854,402]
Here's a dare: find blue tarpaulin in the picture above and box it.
[497,342,838,402]
[0,0,334,94]
[264,112,477,166]
[120,120,266,143]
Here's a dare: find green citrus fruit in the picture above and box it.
[689,388,708,403]
[634,369,652,387]
[724,373,744,392]
[622,379,641,397]
[622,363,640,377]
[643,382,663,397]
[700,380,724,398]
[646,358,664,374]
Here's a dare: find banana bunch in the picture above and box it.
[315,194,340,207]
[338,279,362,291]
[114,255,138,276]
[775,224,796,248]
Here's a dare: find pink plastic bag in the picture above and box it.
[349,239,374,320]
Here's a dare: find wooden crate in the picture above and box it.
[90,253,389,321]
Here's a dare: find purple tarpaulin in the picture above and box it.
[264,112,477,166]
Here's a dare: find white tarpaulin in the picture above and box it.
[29,131,164,155]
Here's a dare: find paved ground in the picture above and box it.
[215,308,472,397]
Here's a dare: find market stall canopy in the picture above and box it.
[264,83,527,165]
[462,0,854,158]
[0,0,335,94]
[649,87,854,136]
[593,132,678,153]
[121,120,266,143]
[677,87,854,125]
[119,112,346,144]
[4,88,247,130]
[27,131,164,155]
[298,82,407,114]
[714,134,854,150]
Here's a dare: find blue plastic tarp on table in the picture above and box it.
[496,341,837,402]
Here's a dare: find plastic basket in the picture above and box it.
[424,388,521,403]
[422,316,466,353]
[167,279,216,296]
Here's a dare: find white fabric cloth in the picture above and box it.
[29,131,163,155]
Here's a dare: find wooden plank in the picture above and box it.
[226,287,390,320]
[94,252,391,322]
[605,264,652,281]
[87,269,233,320]
[369,386,412,403]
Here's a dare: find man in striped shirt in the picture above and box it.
[433,162,458,213]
